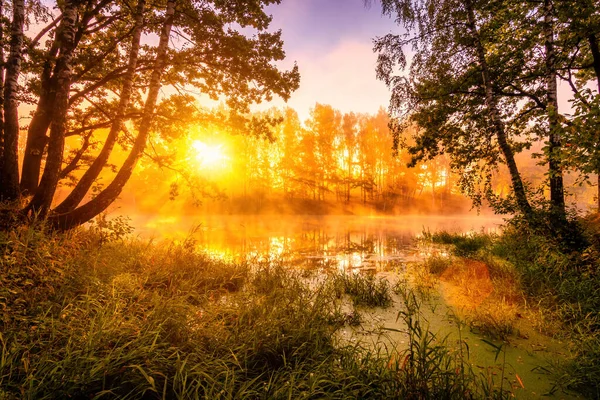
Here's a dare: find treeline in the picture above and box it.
[220,106,463,213]
[127,103,588,216]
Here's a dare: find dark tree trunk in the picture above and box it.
[588,33,600,213]
[20,37,60,194]
[590,34,600,95]
[25,1,78,217]
[544,0,566,218]
[51,0,176,230]
[464,0,533,220]
[0,0,5,194]
[53,0,146,214]
[20,0,108,195]
[20,95,54,195]
[0,0,25,202]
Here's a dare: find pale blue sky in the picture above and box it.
[258,0,400,120]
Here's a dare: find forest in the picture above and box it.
[119,103,596,217]
[1,0,600,399]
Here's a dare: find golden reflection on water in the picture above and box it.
[131,215,502,272]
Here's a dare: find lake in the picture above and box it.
[133,214,504,268]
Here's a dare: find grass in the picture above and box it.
[419,216,600,397]
[387,282,516,399]
[332,271,393,308]
[423,230,492,257]
[490,218,600,397]
[0,223,518,399]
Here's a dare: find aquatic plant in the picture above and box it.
[332,271,393,308]
[424,230,493,257]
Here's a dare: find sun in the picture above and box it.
[191,140,229,168]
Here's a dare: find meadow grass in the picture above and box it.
[0,223,518,399]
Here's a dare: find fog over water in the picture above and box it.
[131,214,504,268]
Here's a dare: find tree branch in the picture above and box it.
[28,13,63,50]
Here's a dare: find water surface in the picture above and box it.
[134,214,503,268]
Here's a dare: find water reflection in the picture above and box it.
[134,215,502,272]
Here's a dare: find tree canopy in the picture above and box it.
[373,0,600,221]
[0,0,299,229]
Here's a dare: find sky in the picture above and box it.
[256,0,401,121]
[255,0,579,121]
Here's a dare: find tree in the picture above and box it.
[0,0,25,201]
[340,112,359,202]
[552,0,600,213]
[305,104,341,201]
[0,0,300,229]
[373,0,538,220]
[52,0,147,215]
[543,0,566,217]
[276,108,303,199]
[48,0,176,228]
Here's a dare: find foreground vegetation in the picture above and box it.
[0,222,536,399]
[423,215,600,398]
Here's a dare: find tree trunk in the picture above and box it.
[25,1,78,217]
[51,0,176,230]
[544,0,566,218]
[0,0,25,202]
[464,0,533,219]
[20,25,62,195]
[0,0,5,195]
[588,33,600,214]
[20,95,54,195]
[53,0,146,214]
[20,0,104,195]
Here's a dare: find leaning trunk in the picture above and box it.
[20,95,55,195]
[53,0,146,214]
[51,0,176,230]
[464,0,533,219]
[20,20,63,195]
[0,0,25,202]
[20,1,106,195]
[25,1,78,217]
[544,0,566,218]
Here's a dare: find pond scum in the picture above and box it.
[1,218,599,399]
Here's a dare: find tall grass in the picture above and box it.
[490,219,600,397]
[1,225,515,399]
[332,271,393,308]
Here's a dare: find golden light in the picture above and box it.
[192,140,229,168]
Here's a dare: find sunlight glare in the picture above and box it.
[192,140,229,168]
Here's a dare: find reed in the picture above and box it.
[332,271,393,308]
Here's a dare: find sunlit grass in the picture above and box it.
[416,222,600,396]
[0,225,522,399]
[423,230,493,257]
